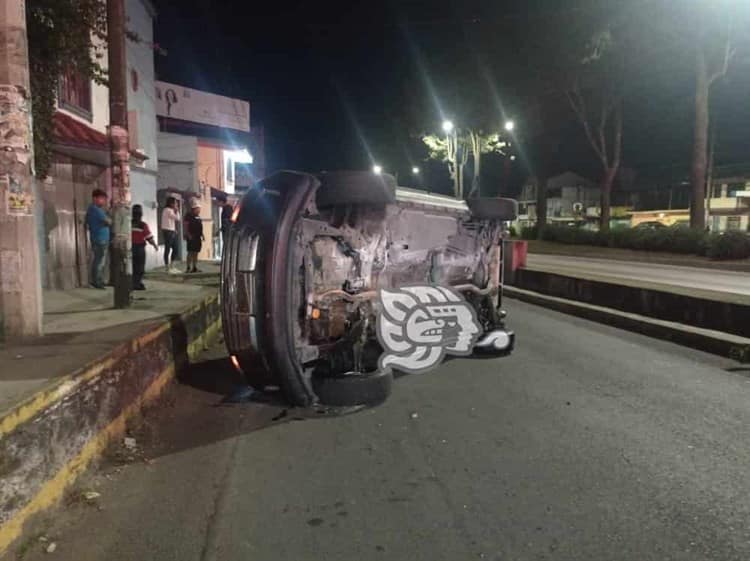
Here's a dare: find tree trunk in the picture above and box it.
[599,168,616,232]
[447,160,458,197]
[535,175,548,239]
[457,143,469,199]
[469,131,481,198]
[690,50,709,231]
[471,153,481,198]
[0,0,43,337]
[444,133,460,198]
[457,162,465,199]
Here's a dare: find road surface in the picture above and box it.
[21,299,750,561]
[525,253,750,298]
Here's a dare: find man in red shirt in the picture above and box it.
[132,204,158,290]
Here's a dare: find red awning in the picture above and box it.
[53,111,108,150]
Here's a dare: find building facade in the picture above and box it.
[708,177,750,232]
[155,82,252,261]
[40,0,158,289]
[516,172,600,228]
[125,0,160,270]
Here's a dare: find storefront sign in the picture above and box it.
[155,81,250,132]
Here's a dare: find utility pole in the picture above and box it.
[107,0,132,308]
[0,0,43,338]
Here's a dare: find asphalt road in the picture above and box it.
[525,253,750,297]
[20,299,750,561]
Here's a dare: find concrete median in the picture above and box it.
[506,269,750,362]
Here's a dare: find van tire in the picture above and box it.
[316,171,397,208]
[466,197,518,221]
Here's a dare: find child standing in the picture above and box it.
[183,199,204,273]
[132,204,158,290]
[85,188,112,289]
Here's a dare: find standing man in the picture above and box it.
[183,199,204,274]
[161,196,179,273]
[218,193,233,257]
[85,189,112,289]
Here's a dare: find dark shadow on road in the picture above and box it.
[130,347,367,463]
[178,357,245,395]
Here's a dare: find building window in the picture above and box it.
[131,68,139,92]
[58,70,92,119]
[728,183,745,198]
[727,216,742,231]
[225,156,234,184]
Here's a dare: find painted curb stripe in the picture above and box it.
[0,304,220,555]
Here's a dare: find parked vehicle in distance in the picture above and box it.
[221,171,517,407]
[634,221,668,230]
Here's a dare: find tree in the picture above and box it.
[690,20,735,230]
[620,0,747,230]
[512,8,589,238]
[26,0,107,179]
[422,133,460,196]
[565,29,624,232]
[466,130,508,198]
[422,128,510,199]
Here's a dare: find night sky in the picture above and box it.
[153,0,750,195]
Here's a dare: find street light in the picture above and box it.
[504,120,515,132]
[442,120,454,133]
[412,166,420,174]
[510,155,516,161]
[372,164,383,175]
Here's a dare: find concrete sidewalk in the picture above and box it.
[0,263,221,555]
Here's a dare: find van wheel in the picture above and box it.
[466,197,518,221]
[316,171,397,208]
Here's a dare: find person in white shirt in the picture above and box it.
[161,197,179,272]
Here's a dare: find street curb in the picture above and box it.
[504,286,750,362]
[0,294,221,556]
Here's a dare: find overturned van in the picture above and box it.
[221,171,517,407]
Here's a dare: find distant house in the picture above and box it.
[516,172,599,228]
[708,171,750,232]
[624,163,750,231]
